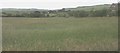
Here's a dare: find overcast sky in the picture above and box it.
[0,0,118,10]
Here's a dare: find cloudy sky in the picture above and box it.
[0,0,118,10]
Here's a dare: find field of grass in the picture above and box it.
[2,17,118,51]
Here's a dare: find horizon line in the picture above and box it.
[0,2,117,10]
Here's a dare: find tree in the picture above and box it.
[68,10,89,17]
[92,9,108,17]
[30,11,45,17]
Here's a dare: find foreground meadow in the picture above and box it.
[2,17,118,51]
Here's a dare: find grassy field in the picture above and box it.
[2,17,118,51]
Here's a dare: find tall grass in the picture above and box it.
[2,17,118,51]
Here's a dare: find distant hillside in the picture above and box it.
[1,4,111,12]
[64,4,111,11]
[1,3,118,17]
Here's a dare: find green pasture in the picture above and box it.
[2,17,118,51]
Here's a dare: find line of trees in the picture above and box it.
[2,9,118,17]
[2,3,119,17]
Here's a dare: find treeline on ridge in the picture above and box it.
[1,3,119,17]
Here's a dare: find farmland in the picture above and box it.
[2,17,118,51]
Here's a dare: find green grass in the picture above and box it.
[2,17,118,51]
